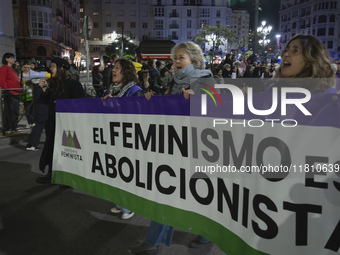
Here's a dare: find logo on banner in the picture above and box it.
[61,129,83,161]
[62,130,81,149]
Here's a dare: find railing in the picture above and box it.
[0,88,24,135]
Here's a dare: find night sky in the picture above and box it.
[231,0,281,33]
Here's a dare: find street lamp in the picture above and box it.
[257,21,272,47]
[113,30,134,58]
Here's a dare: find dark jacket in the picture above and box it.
[39,78,85,172]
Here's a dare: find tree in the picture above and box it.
[191,24,237,64]
[105,37,138,60]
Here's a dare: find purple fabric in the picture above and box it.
[56,95,190,116]
[56,92,340,128]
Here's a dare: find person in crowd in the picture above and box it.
[232,61,242,77]
[165,63,174,78]
[109,54,119,66]
[231,65,239,78]
[147,59,160,90]
[64,57,80,81]
[130,42,213,255]
[213,67,223,78]
[243,65,254,78]
[0,53,21,133]
[212,67,224,84]
[270,56,277,65]
[36,57,85,184]
[139,70,151,93]
[252,64,261,78]
[205,63,212,72]
[239,56,247,70]
[269,64,276,77]
[261,66,272,78]
[222,63,231,78]
[20,62,35,128]
[102,66,114,96]
[14,61,22,75]
[30,62,36,70]
[92,64,105,97]
[155,67,172,95]
[102,59,145,220]
[261,53,268,65]
[221,53,233,67]
[155,60,162,72]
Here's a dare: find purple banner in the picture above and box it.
[56,95,190,116]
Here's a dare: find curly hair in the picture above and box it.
[276,34,335,91]
[115,59,138,86]
[171,42,205,69]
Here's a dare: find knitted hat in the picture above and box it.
[51,57,70,70]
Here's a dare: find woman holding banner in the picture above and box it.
[36,57,85,184]
[103,59,144,220]
[130,42,213,255]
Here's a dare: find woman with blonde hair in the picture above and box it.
[166,41,212,95]
[130,41,212,255]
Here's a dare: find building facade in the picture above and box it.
[12,0,80,66]
[0,0,16,59]
[80,0,235,66]
[231,10,250,51]
[80,0,154,66]
[279,0,340,59]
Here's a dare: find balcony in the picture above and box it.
[170,35,178,40]
[170,24,179,29]
[170,13,179,18]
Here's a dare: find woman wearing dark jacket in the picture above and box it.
[37,57,85,184]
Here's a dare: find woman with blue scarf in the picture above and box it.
[130,42,213,255]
